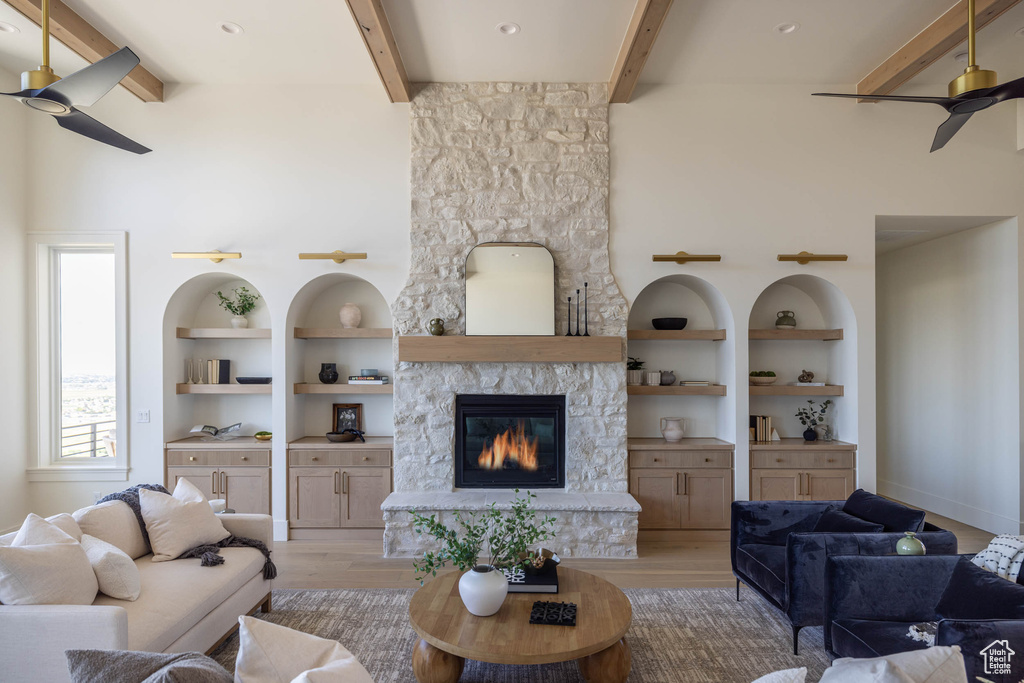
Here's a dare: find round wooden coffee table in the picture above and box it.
[408,566,631,683]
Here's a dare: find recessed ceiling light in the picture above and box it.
[218,21,244,35]
[0,21,20,33]
[773,22,800,35]
[495,22,520,36]
[954,51,969,63]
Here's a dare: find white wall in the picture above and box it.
[0,65,29,530]
[877,219,1021,533]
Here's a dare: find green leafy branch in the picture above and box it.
[216,286,260,316]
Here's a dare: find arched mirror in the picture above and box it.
[465,243,554,336]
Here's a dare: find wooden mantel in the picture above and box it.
[397,335,623,363]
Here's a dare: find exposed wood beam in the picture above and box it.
[4,0,163,102]
[858,0,1022,99]
[609,0,673,104]
[344,0,410,103]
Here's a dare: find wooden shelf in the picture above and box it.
[294,328,393,339]
[627,329,726,341]
[294,383,392,395]
[748,329,843,341]
[175,384,271,395]
[627,385,727,396]
[749,384,844,396]
[397,335,622,363]
[750,438,856,451]
[288,436,394,449]
[176,327,271,339]
[627,437,734,450]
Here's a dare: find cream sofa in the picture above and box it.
[0,504,273,683]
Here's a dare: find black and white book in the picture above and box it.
[502,565,559,593]
[190,422,241,440]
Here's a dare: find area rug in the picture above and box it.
[211,587,831,682]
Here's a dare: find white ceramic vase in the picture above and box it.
[230,315,248,329]
[660,417,687,442]
[339,303,362,329]
[458,565,508,617]
[626,369,643,386]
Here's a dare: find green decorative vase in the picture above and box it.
[427,318,445,336]
[896,531,926,556]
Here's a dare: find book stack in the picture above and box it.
[680,380,713,386]
[206,359,231,384]
[348,374,389,385]
[750,415,773,442]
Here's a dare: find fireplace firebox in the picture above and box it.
[454,394,566,489]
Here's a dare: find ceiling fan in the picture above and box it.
[0,0,150,154]
[813,0,1024,152]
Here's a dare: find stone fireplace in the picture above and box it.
[382,82,639,558]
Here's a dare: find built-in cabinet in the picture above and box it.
[165,437,272,514]
[749,439,856,501]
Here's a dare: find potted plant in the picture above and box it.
[626,357,644,386]
[411,490,556,617]
[749,370,777,386]
[216,287,260,329]
[796,399,832,442]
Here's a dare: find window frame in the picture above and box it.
[28,232,128,482]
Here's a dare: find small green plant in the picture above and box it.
[796,399,832,428]
[749,370,776,377]
[216,286,260,316]
[410,490,556,584]
[627,356,645,371]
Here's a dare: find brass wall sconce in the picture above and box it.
[171,250,241,263]
[298,251,368,264]
[777,251,848,265]
[652,251,722,264]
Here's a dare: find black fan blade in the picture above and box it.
[39,47,140,107]
[813,92,954,107]
[930,112,974,152]
[987,75,1024,103]
[55,108,150,154]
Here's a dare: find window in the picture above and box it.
[29,233,127,481]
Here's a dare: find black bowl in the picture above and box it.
[652,318,687,330]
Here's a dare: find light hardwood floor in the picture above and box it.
[271,507,993,590]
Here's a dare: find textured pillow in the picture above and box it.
[13,513,78,546]
[843,489,926,533]
[234,615,374,683]
[751,668,807,683]
[66,650,231,683]
[821,646,966,683]
[936,556,1024,620]
[0,516,97,606]
[81,534,141,601]
[813,509,886,533]
[140,479,229,562]
[74,500,149,559]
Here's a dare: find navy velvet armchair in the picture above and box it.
[825,554,1024,681]
[731,498,958,654]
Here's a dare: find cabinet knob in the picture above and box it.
[705,457,711,462]
[362,456,369,461]
[776,458,783,463]
[653,458,658,462]
[241,456,248,461]
[189,456,196,462]
[312,456,319,461]
[827,458,835,463]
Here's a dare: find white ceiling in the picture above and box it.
[0,1,1023,91]
[875,215,1013,254]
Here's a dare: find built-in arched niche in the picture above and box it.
[162,273,272,440]
[626,275,736,440]
[748,274,857,440]
[285,274,393,439]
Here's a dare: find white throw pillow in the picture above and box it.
[81,533,141,601]
[821,646,966,683]
[73,500,149,559]
[140,479,229,562]
[0,514,97,605]
[750,668,806,683]
[233,615,373,683]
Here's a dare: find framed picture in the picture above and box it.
[332,403,363,433]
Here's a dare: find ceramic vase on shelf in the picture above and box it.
[626,370,643,386]
[660,370,676,386]
[896,532,926,556]
[643,371,662,386]
[230,315,248,329]
[775,311,796,329]
[660,417,687,443]
[428,318,445,336]
[458,565,508,617]
[318,363,339,384]
[803,428,818,442]
[339,303,361,329]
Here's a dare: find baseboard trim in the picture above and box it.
[878,479,1020,535]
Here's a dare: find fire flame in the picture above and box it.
[478,422,539,471]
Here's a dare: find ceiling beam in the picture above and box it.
[344,0,410,103]
[4,0,163,102]
[858,0,1022,99]
[609,0,673,104]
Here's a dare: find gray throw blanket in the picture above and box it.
[99,485,277,580]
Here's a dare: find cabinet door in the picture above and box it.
[221,468,270,514]
[340,468,391,528]
[805,469,856,501]
[629,469,682,529]
[167,467,218,499]
[680,468,732,529]
[751,469,802,501]
[289,468,341,528]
